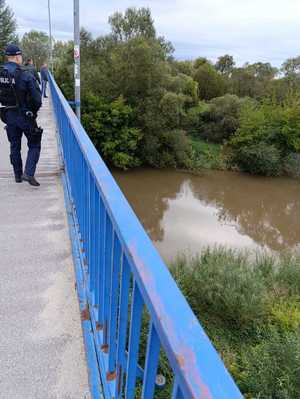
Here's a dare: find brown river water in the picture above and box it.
[113,169,300,263]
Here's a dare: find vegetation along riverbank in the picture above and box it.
[134,248,300,398]
[171,248,300,398]
[50,7,300,177]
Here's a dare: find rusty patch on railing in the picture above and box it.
[81,305,90,321]
[117,365,122,395]
[96,322,103,331]
[101,344,109,353]
[106,370,116,381]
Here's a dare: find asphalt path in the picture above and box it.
[0,96,91,398]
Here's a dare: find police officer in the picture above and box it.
[24,58,41,85]
[40,63,49,98]
[0,44,42,186]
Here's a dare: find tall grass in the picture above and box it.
[170,248,300,399]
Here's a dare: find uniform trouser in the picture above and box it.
[6,112,42,177]
[41,80,48,97]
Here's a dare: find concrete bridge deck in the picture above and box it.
[0,98,90,398]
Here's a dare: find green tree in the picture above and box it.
[194,57,210,69]
[109,7,156,42]
[194,62,226,100]
[0,0,17,62]
[282,56,300,77]
[200,94,252,143]
[82,94,142,169]
[247,62,278,80]
[230,67,257,97]
[215,54,235,75]
[229,95,300,175]
[21,30,49,69]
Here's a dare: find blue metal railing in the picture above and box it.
[49,74,243,399]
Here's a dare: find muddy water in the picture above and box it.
[113,169,300,262]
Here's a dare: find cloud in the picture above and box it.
[7,0,300,66]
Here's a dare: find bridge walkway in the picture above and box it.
[0,97,91,398]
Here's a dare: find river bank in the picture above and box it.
[171,248,300,398]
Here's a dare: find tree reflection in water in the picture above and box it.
[113,168,300,261]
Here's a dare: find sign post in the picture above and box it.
[48,0,53,72]
[74,0,81,120]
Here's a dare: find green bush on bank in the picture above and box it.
[190,138,226,170]
[228,95,300,176]
[170,248,300,398]
[82,94,142,169]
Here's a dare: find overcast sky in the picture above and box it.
[7,0,300,66]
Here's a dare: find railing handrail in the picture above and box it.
[50,73,243,399]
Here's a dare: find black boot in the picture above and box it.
[15,175,22,183]
[22,174,40,187]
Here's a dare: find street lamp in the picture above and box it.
[74,0,81,120]
[47,0,53,72]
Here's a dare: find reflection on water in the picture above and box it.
[113,169,300,262]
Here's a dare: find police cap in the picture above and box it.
[5,44,22,56]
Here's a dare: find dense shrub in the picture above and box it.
[283,153,300,177]
[229,96,300,175]
[232,142,282,176]
[193,62,226,100]
[199,94,251,143]
[159,91,186,128]
[171,248,270,335]
[240,331,300,399]
[143,129,192,168]
[190,138,225,170]
[82,94,142,169]
[170,248,300,398]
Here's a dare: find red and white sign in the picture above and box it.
[74,45,80,59]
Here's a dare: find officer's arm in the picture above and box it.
[35,70,41,84]
[27,76,42,113]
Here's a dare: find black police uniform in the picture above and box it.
[0,61,42,179]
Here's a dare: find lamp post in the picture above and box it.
[47,0,53,72]
[74,0,81,120]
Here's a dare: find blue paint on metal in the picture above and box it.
[141,322,161,398]
[125,281,143,398]
[108,234,121,374]
[172,380,184,399]
[103,216,113,346]
[50,73,244,399]
[115,255,131,398]
[61,169,103,399]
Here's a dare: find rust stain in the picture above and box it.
[101,344,109,353]
[117,365,122,395]
[128,241,213,399]
[96,322,103,331]
[180,346,213,399]
[81,305,90,321]
[106,370,117,381]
